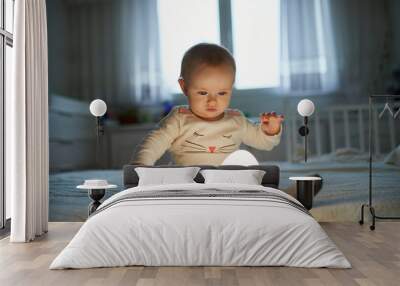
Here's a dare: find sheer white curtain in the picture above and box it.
[68,0,164,106]
[280,0,338,94]
[7,0,49,242]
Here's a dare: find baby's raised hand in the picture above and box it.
[260,112,284,136]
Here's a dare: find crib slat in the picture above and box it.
[285,118,292,162]
[315,113,322,156]
[373,108,380,156]
[291,116,297,162]
[343,110,350,148]
[329,111,335,152]
[358,108,365,152]
[388,113,396,151]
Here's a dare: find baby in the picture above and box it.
[132,43,284,166]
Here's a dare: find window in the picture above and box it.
[231,0,280,89]
[157,0,220,93]
[1,0,14,229]
[157,0,281,93]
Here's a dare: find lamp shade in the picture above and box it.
[221,150,259,166]
[297,99,315,117]
[89,99,107,117]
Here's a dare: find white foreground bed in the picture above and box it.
[50,183,351,269]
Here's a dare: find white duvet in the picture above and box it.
[50,183,351,269]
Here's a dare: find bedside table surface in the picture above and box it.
[289,176,322,181]
[76,185,117,190]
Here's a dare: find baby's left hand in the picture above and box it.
[260,112,284,136]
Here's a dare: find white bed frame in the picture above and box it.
[284,102,400,162]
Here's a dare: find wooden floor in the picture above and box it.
[0,222,399,286]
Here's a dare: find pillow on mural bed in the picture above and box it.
[384,145,400,167]
[200,169,266,185]
[135,167,200,186]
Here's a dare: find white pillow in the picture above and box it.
[135,167,200,186]
[200,169,266,185]
[384,145,400,167]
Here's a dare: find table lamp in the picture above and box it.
[221,150,259,166]
[297,99,315,162]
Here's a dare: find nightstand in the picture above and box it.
[289,176,322,210]
[77,180,117,216]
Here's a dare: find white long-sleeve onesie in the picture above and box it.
[132,105,282,166]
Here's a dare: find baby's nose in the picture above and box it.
[207,94,217,101]
[207,100,217,106]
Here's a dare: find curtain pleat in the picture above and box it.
[68,0,165,106]
[280,0,338,94]
[10,0,48,242]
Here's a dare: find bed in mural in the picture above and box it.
[49,156,400,222]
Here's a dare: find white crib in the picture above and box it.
[282,101,400,162]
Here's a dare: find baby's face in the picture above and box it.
[180,64,234,121]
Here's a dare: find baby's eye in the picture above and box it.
[218,92,227,96]
[194,132,204,137]
[197,91,208,96]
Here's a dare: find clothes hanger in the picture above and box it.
[378,98,394,118]
[394,106,400,119]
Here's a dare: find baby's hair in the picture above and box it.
[180,43,236,83]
